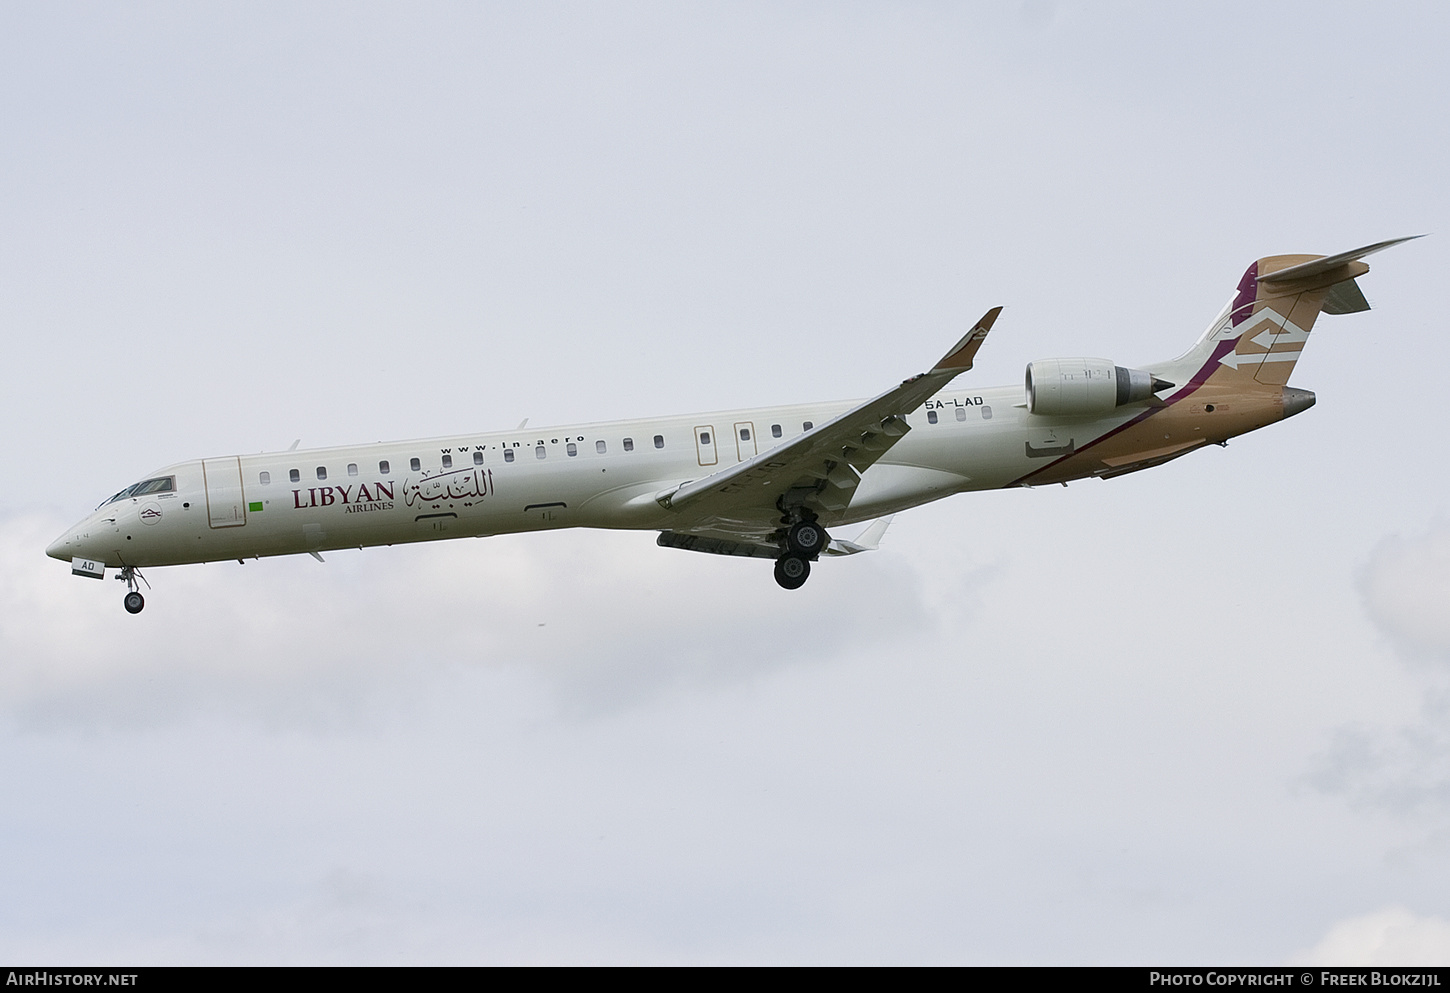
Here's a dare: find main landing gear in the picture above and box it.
[118,565,149,614]
[774,554,810,590]
[773,519,828,591]
[786,520,826,557]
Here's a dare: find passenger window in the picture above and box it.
[802,421,813,432]
[289,469,300,483]
[504,449,515,463]
[654,435,664,449]
[567,442,578,457]
[442,454,453,469]
[740,428,751,441]
[316,466,327,480]
[536,444,547,459]
[981,405,993,420]
[596,440,607,454]
[771,424,782,438]
[348,463,358,476]
[473,451,484,466]
[927,410,938,424]
[623,438,634,452]
[259,471,271,485]
[379,460,390,474]
[699,431,710,445]
[955,406,967,422]
[410,458,421,471]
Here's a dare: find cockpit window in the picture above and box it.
[102,476,175,507]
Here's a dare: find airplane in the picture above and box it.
[47,238,1417,613]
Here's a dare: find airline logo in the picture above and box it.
[1218,313,1310,370]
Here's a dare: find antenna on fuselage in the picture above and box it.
[288,439,301,451]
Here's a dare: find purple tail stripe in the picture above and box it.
[1230,262,1258,327]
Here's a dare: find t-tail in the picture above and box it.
[1154,237,1422,397]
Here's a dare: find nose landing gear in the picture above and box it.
[117,565,149,614]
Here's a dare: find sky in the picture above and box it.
[3,0,1450,965]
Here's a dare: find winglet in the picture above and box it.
[931,307,1002,373]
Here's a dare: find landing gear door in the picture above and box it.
[202,456,247,528]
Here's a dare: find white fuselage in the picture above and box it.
[48,382,1177,571]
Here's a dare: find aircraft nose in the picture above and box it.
[47,518,90,562]
[46,532,70,561]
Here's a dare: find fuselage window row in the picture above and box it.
[261,430,684,486]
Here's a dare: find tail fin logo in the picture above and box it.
[1217,311,1310,370]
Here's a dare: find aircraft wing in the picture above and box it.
[656,308,1001,535]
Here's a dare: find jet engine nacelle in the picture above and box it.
[1025,358,1169,416]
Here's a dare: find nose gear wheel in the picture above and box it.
[117,565,150,614]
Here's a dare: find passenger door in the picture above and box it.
[202,457,247,528]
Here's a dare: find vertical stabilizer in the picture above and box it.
[1155,237,1418,391]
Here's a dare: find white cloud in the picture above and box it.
[1289,907,1450,967]
[0,513,934,730]
[1303,526,1450,814]
[1360,523,1450,664]
[1303,702,1450,815]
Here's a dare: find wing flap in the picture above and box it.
[656,530,779,558]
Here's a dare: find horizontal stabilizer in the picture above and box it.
[1258,235,1423,284]
[823,516,894,556]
